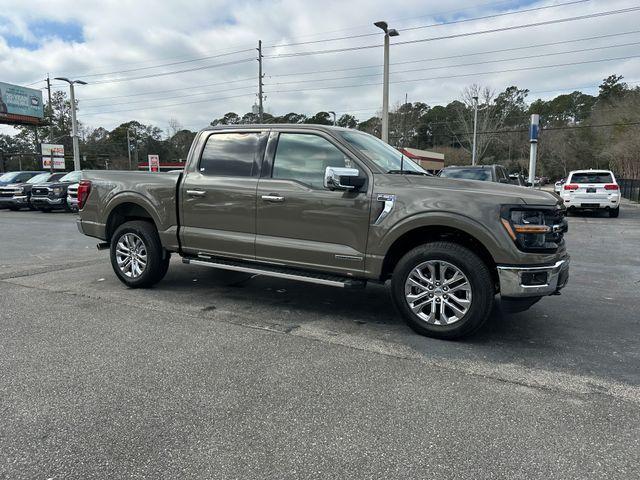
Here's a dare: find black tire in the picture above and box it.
[110,220,170,288]
[390,241,495,340]
[40,207,52,213]
[8,206,19,211]
[609,208,620,218]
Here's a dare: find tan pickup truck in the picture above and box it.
[76,125,569,339]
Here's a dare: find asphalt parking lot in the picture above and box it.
[1,204,639,479]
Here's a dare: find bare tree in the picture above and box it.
[167,118,183,139]
[455,85,501,163]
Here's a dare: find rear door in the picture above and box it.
[255,131,372,276]
[179,130,267,260]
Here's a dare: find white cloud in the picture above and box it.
[1,0,640,135]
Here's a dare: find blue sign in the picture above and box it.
[0,81,44,119]
[529,124,539,143]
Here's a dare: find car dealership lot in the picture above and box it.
[1,205,639,479]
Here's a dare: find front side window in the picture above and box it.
[199,132,261,177]
[272,133,350,189]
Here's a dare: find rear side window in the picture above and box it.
[200,132,261,177]
[570,172,613,183]
[272,133,349,189]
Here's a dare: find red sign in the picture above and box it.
[148,154,160,172]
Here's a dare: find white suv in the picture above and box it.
[561,169,620,217]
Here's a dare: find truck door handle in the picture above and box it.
[186,189,206,197]
[261,194,285,203]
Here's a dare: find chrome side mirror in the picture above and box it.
[324,166,362,191]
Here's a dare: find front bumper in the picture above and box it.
[562,195,619,210]
[30,196,65,206]
[0,195,28,207]
[498,258,570,298]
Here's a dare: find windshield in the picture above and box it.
[571,172,613,183]
[59,171,82,183]
[440,168,492,181]
[27,173,51,184]
[0,172,19,182]
[340,131,427,174]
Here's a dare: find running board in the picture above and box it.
[182,256,366,289]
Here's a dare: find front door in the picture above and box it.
[179,131,267,260]
[255,132,372,276]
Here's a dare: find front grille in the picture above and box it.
[0,190,15,198]
[32,187,50,196]
[545,206,567,246]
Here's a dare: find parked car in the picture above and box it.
[554,179,565,194]
[77,125,570,340]
[67,183,79,211]
[0,171,44,209]
[439,165,521,185]
[0,172,66,211]
[508,173,527,186]
[560,169,620,217]
[30,170,83,212]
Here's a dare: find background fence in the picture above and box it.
[619,179,640,203]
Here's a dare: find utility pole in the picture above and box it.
[374,21,399,144]
[528,114,540,187]
[471,95,479,166]
[127,129,132,170]
[54,77,87,171]
[257,40,264,123]
[46,74,54,172]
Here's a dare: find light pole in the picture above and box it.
[54,77,87,171]
[374,21,399,144]
[471,95,479,166]
[328,111,336,126]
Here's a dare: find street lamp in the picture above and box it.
[471,95,479,166]
[374,21,399,144]
[54,77,87,171]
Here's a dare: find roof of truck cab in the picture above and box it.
[201,124,355,132]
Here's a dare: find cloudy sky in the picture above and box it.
[1,0,639,135]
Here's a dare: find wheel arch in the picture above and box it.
[105,197,159,242]
[379,224,499,290]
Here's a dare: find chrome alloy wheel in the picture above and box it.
[115,233,148,279]
[404,260,472,325]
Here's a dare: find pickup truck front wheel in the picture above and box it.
[391,242,494,339]
[110,221,170,288]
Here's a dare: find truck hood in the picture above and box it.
[401,175,559,205]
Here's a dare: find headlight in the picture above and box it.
[52,187,63,195]
[13,186,23,194]
[500,205,567,252]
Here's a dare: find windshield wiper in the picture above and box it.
[387,170,431,176]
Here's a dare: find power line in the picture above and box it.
[69,48,255,79]
[264,6,640,59]
[80,92,255,116]
[87,58,255,85]
[266,29,640,79]
[265,41,640,87]
[81,77,256,102]
[81,84,258,111]
[266,0,589,48]
[265,53,640,94]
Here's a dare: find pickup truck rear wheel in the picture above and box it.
[110,220,170,288]
[391,241,494,339]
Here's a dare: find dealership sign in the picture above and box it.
[41,144,65,170]
[0,81,44,126]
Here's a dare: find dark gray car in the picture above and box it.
[439,164,520,185]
